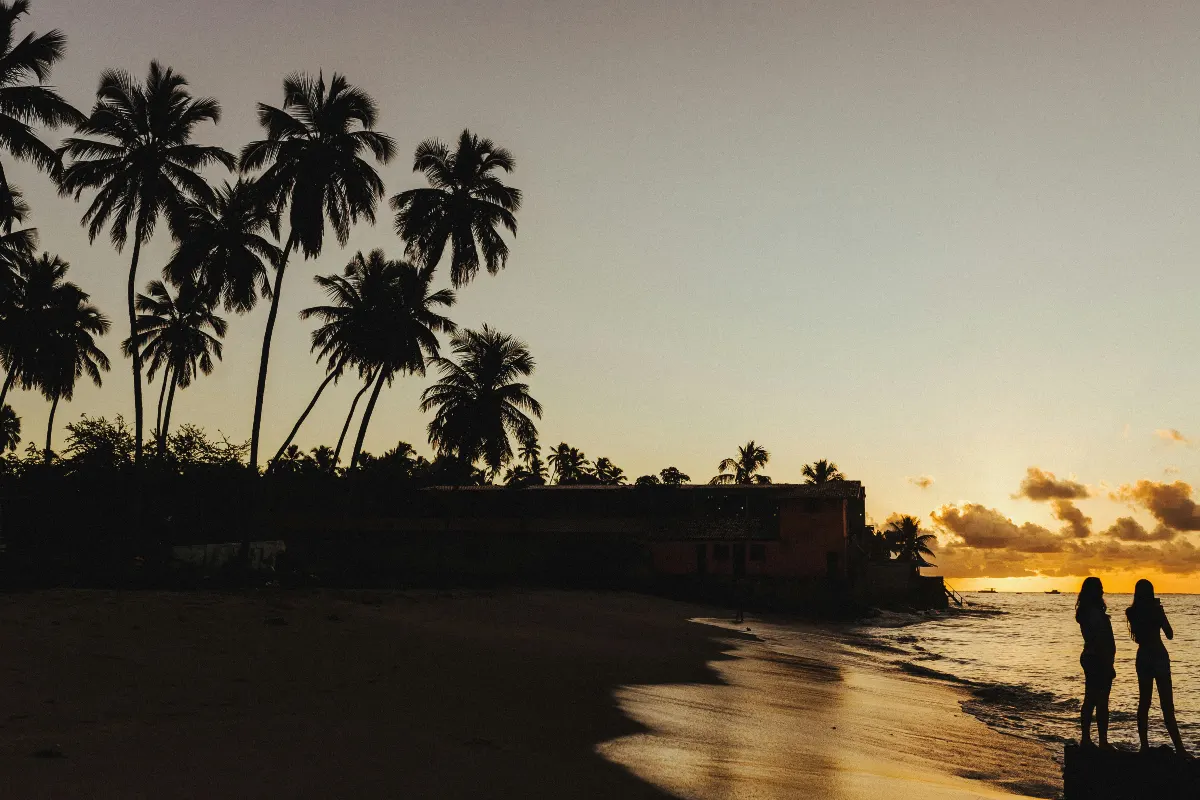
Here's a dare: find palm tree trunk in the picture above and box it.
[127,232,145,464]
[44,394,58,464]
[0,370,14,409]
[249,234,296,473]
[349,369,388,470]
[154,365,171,456]
[269,363,342,471]
[332,370,376,472]
[161,369,179,445]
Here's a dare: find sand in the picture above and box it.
[0,590,1058,799]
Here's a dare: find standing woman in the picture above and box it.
[1126,579,1188,754]
[1077,577,1116,748]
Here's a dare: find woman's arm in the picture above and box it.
[1162,607,1174,640]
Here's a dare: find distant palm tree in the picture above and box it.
[802,459,845,485]
[301,250,455,470]
[392,130,521,287]
[273,444,310,475]
[165,179,283,313]
[123,280,226,453]
[422,326,541,475]
[59,61,233,463]
[331,367,377,473]
[593,457,626,485]
[505,439,547,487]
[309,445,337,473]
[659,466,691,485]
[239,72,395,471]
[885,515,937,564]
[546,442,591,485]
[0,1,85,224]
[635,474,660,486]
[710,441,771,485]
[0,404,19,452]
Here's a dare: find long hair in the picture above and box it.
[1125,578,1160,642]
[1075,576,1105,623]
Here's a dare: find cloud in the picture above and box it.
[1155,429,1190,446]
[1165,466,1180,476]
[1052,499,1092,538]
[931,504,1068,553]
[1100,517,1177,543]
[908,475,934,489]
[1114,480,1200,531]
[1013,467,1090,501]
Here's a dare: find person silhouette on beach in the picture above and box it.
[1076,577,1115,749]
[1126,579,1189,756]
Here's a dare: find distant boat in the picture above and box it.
[1045,589,1061,594]
[979,588,998,593]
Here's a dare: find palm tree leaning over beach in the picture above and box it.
[422,325,541,478]
[710,441,771,485]
[123,279,226,455]
[392,130,521,288]
[239,72,395,472]
[802,459,845,484]
[0,0,85,224]
[885,515,937,564]
[59,61,233,464]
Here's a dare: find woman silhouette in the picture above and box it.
[1126,579,1188,754]
[1076,577,1115,748]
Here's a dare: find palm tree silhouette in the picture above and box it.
[421,325,541,476]
[239,72,395,471]
[593,457,626,485]
[331,367,378,473]
[165,179,283,313]
[123,280,226,454]
[885,515,937,564]
[710,441,771,485]
[0,404,18,453]
[659,466,691,485]
[504,439,546,486]
[308,445,337,473]
[546,443,591,485]
[59,61,233,463]
[302,249,455,470]
[392,130,521,287]
[802,459,845,484]
[0,1,84,225]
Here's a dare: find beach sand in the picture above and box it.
[0,590,1057,798]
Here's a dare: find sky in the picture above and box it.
[4,0,1200,591]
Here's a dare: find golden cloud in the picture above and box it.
[908,475,934,489]
[1114,480,1200,532]
[931,504,1068,553]
[1155,429,1190,446]
[1013,467,1090,501]
[1052,499,1092,539]
[1101,517,1176,543]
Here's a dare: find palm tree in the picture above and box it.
[659,466,690,485]
[300,250,455,470]
[0,404,18,452]
[885,515,937,565]
[165,179,283,313]
[710,441,771,485]
[239,72,395,471]
[123,279,226,453]
[59,61,233,463]
[309,445,337,473]
[593,457,626,485]
[0,1,85,223]
[802,459,845,484]
[546,442,590,485]
[422,325,541,475]
[391,130,521,287]
[331,368,377,472]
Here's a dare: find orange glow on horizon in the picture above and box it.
[946,572,1200,595]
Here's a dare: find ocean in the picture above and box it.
[854,592,1200,750]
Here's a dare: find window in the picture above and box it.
[713,544,730,561]
[749,543,766,561]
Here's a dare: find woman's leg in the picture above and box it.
[1137,669,1153,750]
[1097,676,1112,747]
[1081,687,1095,744]
[1156,668,1188,755]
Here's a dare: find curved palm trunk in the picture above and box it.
[161,370,179,446]
[269,364,342,472]
[127,234,145,464]
[0,370,14,409]
[349,369,388,470]
[154,365,172,456]
[44,395,59,464]
[249,234,296,472]
[332,370,376,472]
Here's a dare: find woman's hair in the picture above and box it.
[1075,576,1105,623]
[1125,578,1161,642]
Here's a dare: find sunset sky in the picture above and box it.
[5,0,1200,590]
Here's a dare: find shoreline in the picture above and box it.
[0,589,1058,798]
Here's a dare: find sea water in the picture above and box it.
[855,592,1200,749]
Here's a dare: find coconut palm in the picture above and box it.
[309,445,336,473]
[330,368,377,472]
[0,404,18,452]
[300,250,455,470]
[802,459,845,485]
[546,442,590,485]
[58,61,233,463]
[710,441,771,485]
[165,179,283,313]
[391,130,521,287]
[593,457,626,486]
[122,279,226,453]
[0,0,85,223]
[238,72,395,471]
[659,466,690,485]
[422,325,541,475]
[885,515,937,564]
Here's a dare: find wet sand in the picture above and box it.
[0,590,1056,798]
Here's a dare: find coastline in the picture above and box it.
[0,589,1057,798]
